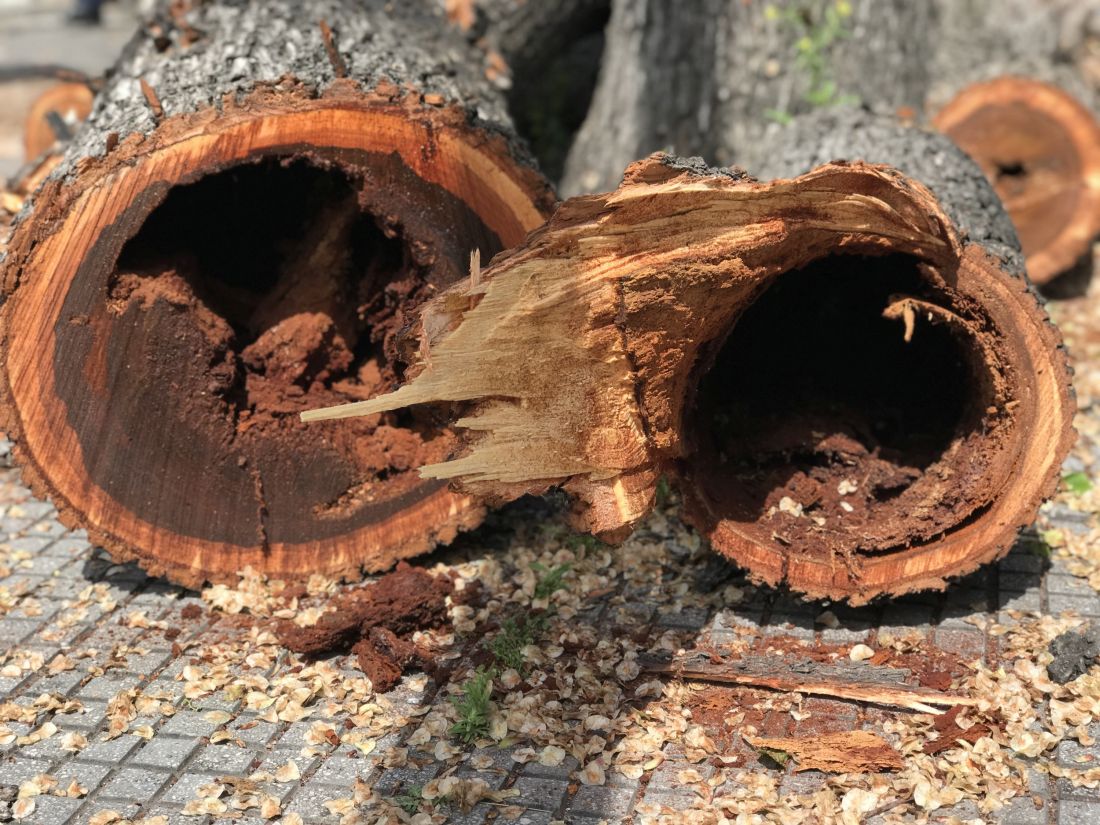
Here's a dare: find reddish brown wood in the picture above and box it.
[307,154,1074,603]
[0,2,554,589]
[934,77,1100,284]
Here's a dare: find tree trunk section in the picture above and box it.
[307,139,1074,604]
[0,0,554,588]
[933,77,1100,284]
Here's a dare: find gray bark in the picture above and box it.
[755,107,1025,277]
[560,0,1100,197]
[56,0,531,183]
[471,0,611,181]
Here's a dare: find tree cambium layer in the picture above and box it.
[307,153,1075,603]
[934,77,1100,284]
[0,0,554,588]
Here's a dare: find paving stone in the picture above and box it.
[97,766,172,802]
[1057,778,1100,801]
[0,755,54,785]
[1059,800,1100,824]
[308,752,373,786]
[1000,794,1050,824]
[130,736,199,770]
[566,784,637,819]
[189,744,259,774]
[13,793,83,824]
[522,754,578,781]
[282,782,344,821]
[158,772,222,806]
[509,776,569,812]
[156,710,222,739]
[55,702,108,731]
[1049,594,1100,617]
[52,761,112,795]
[74,734,142,764]
[226,715,279,747]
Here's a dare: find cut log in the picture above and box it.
[0,0,553,588]
[933,77,1100,284]
[306,140,1074,603]
[23,81,94,161]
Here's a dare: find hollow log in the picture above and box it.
[933,77,1100,284]
[306,143,1074,603]
[0,0,554,588]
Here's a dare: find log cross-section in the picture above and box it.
[307,153,1074,603]
[0,0,554,588]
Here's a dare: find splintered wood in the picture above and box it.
[305,153,1074,603]
[745,731,904,773]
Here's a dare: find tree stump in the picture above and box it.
[307,141,1074,603]
[0,0,553,588]
[934,77,1100,284]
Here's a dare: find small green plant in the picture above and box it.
[655,476,672,509]
[1063,471,1093,495]
[532,562,571,600]
[565,533,608,553]
[764,0,858,118]
[392,784,424,815]
[488,613,550,672]
[1021,532,1053,560]
[450,666,495,743]
[757,745,791,767]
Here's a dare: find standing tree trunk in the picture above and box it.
[559,0,938,196]
[306,126,1074,603]
[0,0,554,588]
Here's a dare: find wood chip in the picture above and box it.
[745,731,904,773]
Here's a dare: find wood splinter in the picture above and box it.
[306,137,1074,603]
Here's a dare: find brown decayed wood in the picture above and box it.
[22,82,94,161]
[744,731,904,773]
[934,76,1100,284]
[307,154,1074,603]
[0,82,552,589]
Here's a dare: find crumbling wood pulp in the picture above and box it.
[306,144,1074,603]
[0,0,553,588]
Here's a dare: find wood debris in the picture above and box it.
[745,731,903,773]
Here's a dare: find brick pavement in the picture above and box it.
[0,433,1095,823]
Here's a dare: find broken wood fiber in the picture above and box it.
[0,0,554,588]
[307,127,1074,604]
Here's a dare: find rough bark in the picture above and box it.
[0,0,554,588]
[559,0,938,196]
[305,146,1074,603]
[456,0,611,182]
[554,0,1100,282]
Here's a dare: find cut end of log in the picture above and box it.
[680,243,1073,603]
[22,81,94,161]
[934,76,1100,284]
[0,87,552,588]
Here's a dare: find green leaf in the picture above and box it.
[758,746,790,766]
[1063,472,1093,495]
